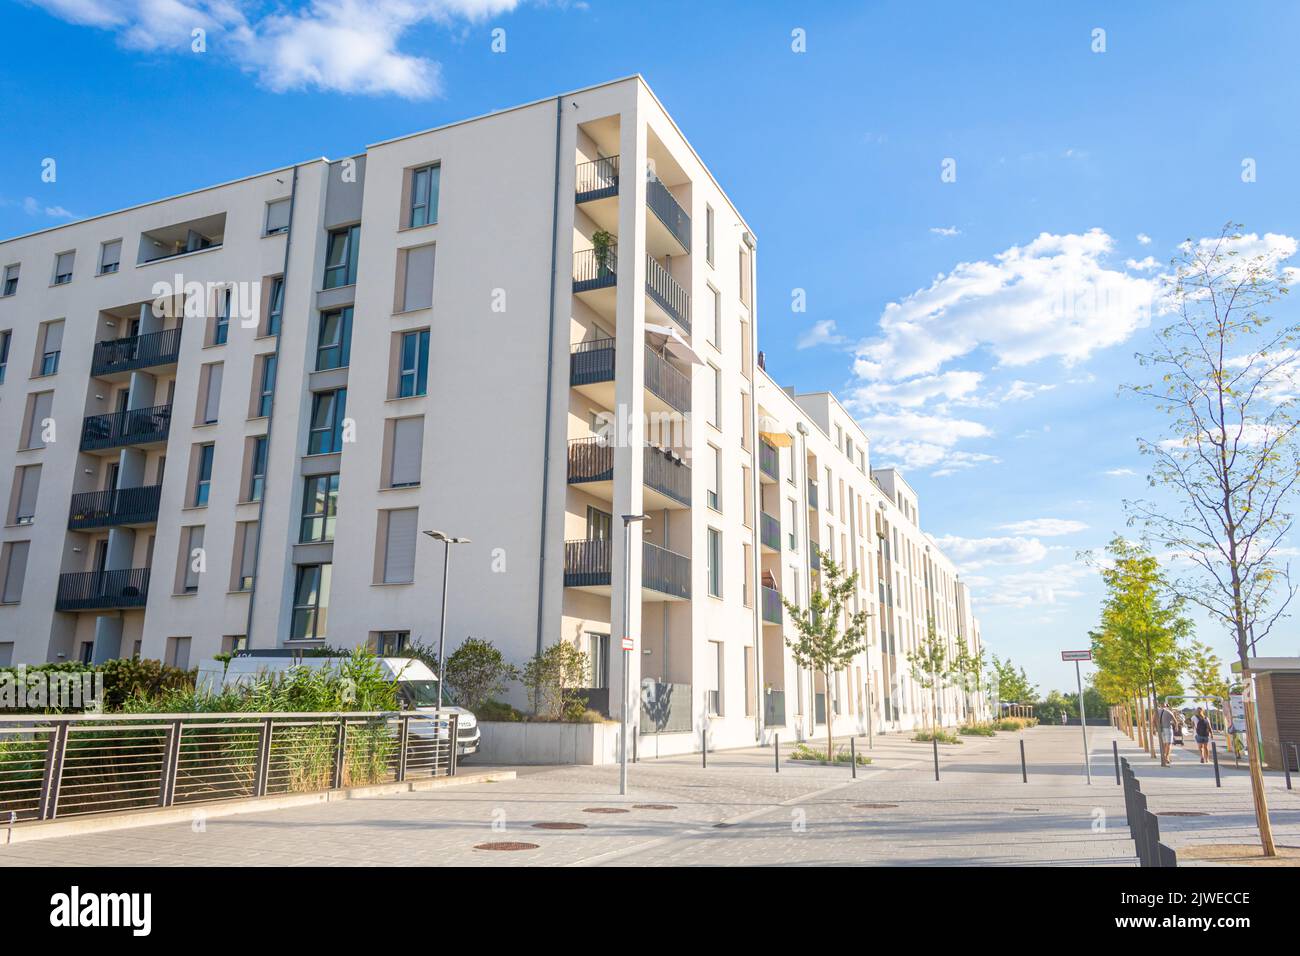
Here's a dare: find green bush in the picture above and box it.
[788,742,871,765]
[959,722,997,736]
[521,642,589,721]
[476,699,525,722]
[913,729,962,744]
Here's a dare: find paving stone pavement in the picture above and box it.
[4,725,1293,866]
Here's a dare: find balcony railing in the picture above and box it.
[643,541,690,599]
[760,511,781,551]
[576,156,619,202]
[641,681,692,734]
[568,437,613,484]
[644,345,691,415]
[91,327,183,377]
[644,445,690,506]
[564,539,612,588]
[806,478,818,511]
[644,255,690,334]
[68,485,163,530]
[809,547,821,572]
[646,176,691,253]
[574,246,618,293]
[571,337,616,387]
[80,404,172,452]
[764,689,786,727]
[762,585,783,625]
[759,438,779,481]
[55,568,150,612]
[563,538,690,598]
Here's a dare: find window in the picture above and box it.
[180,525,205,593]
[397,329,429,397]
[708,285,721,349]
[265,276,284,335]
[0,329,10,382]
[212,287,230,345]
[1,264,17,297]
[23,391,53,449]
[165,637,192,670]
[291,564,332,640]
[379,508,418,584]
[408,164,440,228]
[586,506,612,541]
[386,416,424,488]
[10,464,41,525]
[705,205,715,265]
[264,198,291,236]
[307,388,347,454]
[246,436,268,502]
[98,240,121,275]
[199,362,223,424]
[53,251,74,285]
[254,354,276,417]
[0,643,12,667]
[233,521,258,591]
[398,244,435,312]
[706,444,721,511]
[316,307,352,370]
[373,631,409,655]
[37,320,62,375]
[708,363,721,428]
[323,225,360,288]
[707,527,722,598]
[707,640,723,715]
[739,245,751,307]
[193,444,215,506]
[1,541,30,603]
[300,474,339,542]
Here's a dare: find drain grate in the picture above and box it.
[532,822,588,830]
[474,842,539,851]
[583,807,630,814]
[855,803,899,809]
[1013,807,1040,812]
[713,822,734,829]
[633,804,677,810]
[1158,811,1208,817]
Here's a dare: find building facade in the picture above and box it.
[0,76,983,748]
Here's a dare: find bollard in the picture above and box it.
[1285,750,1293,791]
[1020,739,1028,783]
[1211,740,1221,788]
[933,735,940,781]
[774,733,779,774]
[1292,743,1300,780]
[1113,739,1121,785]
[702,725,707,769]
[850,737,857,779]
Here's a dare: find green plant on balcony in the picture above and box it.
[592,229,615,278]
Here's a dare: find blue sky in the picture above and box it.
[4,0,1299,692]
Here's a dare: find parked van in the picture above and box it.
[195,654,480,758]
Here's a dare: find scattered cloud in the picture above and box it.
[930,225,961,237]
[997,518,1088,537]
[852,370,983,408]
[1137,233,1152,245]
[1104,467,1135,477]
[1125,256,1158,271]
[2,195,77,219]
[931,534,1048,570]
[1178,231,1298,285]
[1000,380,1054,402]
[796,318,845,350]
[962,563,1091,608]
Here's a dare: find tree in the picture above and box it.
[1185,640,1230,703]
[988,654,1037,707]
[782,548,870,761]
[951,642,987,724]
[442,638,518,709]
[521,642,589,721]
[1125,223,1299,855]
[907,617,950,733]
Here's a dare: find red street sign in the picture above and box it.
[622,637,634,651]
[1061,650,1092,662]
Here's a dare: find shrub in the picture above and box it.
[959,722,997,736]
[994,716,1039,731]
[477,699,525,722]
[521,642,589,721]
[913,729,962,744]
[441,638,518,709]
[788,742,871,765]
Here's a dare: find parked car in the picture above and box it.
[195,654,480,758]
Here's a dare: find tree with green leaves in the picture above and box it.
[442,638,519,710]
[988,653,1036,707]
[782,548,870,761]
[951,642,987,724]
[907,616,950,733]
[522,642,589,721]
[1185,640,1231,704]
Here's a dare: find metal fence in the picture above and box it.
[1120,757,1178,867]
[0,710,458,825]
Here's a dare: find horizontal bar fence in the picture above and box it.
[0,711,458,825]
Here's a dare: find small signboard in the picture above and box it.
[622,637,634,651]
[1061,650,1092,662]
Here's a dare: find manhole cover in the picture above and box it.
[855,803,899,809]
[582,807,630,814]
[1013,807,1040,812]
[474,842,539,851]
[633,804,677,810]
[713,822,734,829]
[532,822,588,830]
[1158,811,1208,817]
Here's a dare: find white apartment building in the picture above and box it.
[0,75,983,750]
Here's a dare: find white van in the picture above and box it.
[195,654,480,758]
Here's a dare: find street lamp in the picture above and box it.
[422,529,471,708]
[620,514,650,796]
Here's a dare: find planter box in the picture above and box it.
[477,720,622,765]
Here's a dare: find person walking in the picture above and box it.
[1194,707,1212,764]
[1060,711,1067,726]
[1158,701,1176,766]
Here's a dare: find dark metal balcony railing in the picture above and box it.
[644,445,690,506]
[571,337,616,387]
[568,437,613,484]
[91,327,183,377]
[644,345,691,415]
[809,547,822,572]
[641,681,692,734]
[764,689,786,727]
[564,539,612,588]
[644,255,690,334]
[759,438,779,481]
[762,585,783,625]
[576,155,619,202]
[642,541,690,599]
[574,246,618,293]
[80,404,172,452]
[807,478,818,510]
[68,485,162,530]
[760,511,781,551]
[55,568,150,612]
[646,176,691,253]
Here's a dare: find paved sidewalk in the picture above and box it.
[1,725,1144,867]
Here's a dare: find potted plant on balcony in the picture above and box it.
[592,229,614,280]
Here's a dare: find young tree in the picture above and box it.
[907,617,950,733]
[1126,224,1299,853]
[522,642,589,721]
[952,642,987,724]
[782,548,870,761]
[1185,639,1231,704]
[442,638,519,709]
[988,654,1037,709]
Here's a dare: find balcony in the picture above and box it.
[567,437,613,485]
[644,255,690,335]
[644,345,691,415]
[760,511,781,552]
[91,328,183,378]
[759,438,779,482]
[762,585,783,625]
[574,246,617,294]
[641,680,692,734]
[564,538,612,589]
[563,538,690,599]
[571,338,615,387]
[576,156,619,203]
[56,568,150,612]
[645,176,691,254]
[567,439,691,510]
[764,689,786,727]
[80,404,172,452]
[68,485,162,530]
[806,478,818,511]
[809,547,821,572]
[643,445,690,507]
[642,541,690,599]
[137,213,225,265]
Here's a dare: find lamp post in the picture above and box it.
[620,514,650,796]
[422,530,471,707]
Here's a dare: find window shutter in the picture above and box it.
[28,392,52,447]
[204,364,223,423]
[265,199,290,234]
[17,466,40,519]
[384,509,418,583]
[389,417,423,487]
[101,240,121,270]
[3,542,29,603]
[55,252,74,278]
[44,321,64,353]
[402,245,435,311]
[240,521,259,584]
[184,526,205,590]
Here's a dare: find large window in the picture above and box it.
[38,320,62,376]
[323,225,360,288]
[397,329,429,397]
[213,288,230,345]
[53,251,74,285]
[1,265,17,297]
[291,564,332,641]
[316,307,352,370]
[265,276,284,335]
[99,240,121,275]
[707,527,722,598]
[256,355,277,417]
[300,474,339,542]
[247,436,268,502]
[0,330,10,383]
[307,389,347,454]
[409,164,440,228]
[193,444,215,506]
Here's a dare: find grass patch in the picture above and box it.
[912,729,962,744]
[788,742,872,765]
[959,722,997,737]
[994,717,1039,732]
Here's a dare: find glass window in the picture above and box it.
[291,564,332,641]
[194,444,215,506]
[323,225,360,289]
[409,164,440,228]
[300,474,339,542]
[53,252,74,285]
[213,288,230,345]
[705,205,715,265]
[1,265,17,297]
[248,436,268,502]
[256,355,276,417]
[266,276,284,335]
[308,389,347,455]
[39,321,62,376]
[707,527,722,597]
[316,307,352,370]
[397,329,429,397]
[0,330,10,383]
[99,240,121,275]
[264,198,291,236]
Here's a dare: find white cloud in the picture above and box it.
[851,370,983,408]
[1103,467,1135,477]
[2,196,77,219]
[930,225,961,237]
[30,0,520,98]
[931,534,1048,570]
[1178,231,1298,285]
[997,518,1088,537]
[962,563,1091,607]
[1000,380,1054,402]
[1137,233,1152,245]
[796,319,844,350]
[1125,256,1158,271]
[849,408,997,476]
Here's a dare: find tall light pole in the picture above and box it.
[423,530,471,708]
[620,513,650,796]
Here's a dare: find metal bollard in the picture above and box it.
[1285,749,1293,791]
[1113,739,1121,785]
[1211,740,1221,788]
[702,726,707,768]
[1020,739,1028,783]
[850,737,857,779]
[933,735,940,781]
[774,733,779,774]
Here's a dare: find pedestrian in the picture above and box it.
[1060,711,1067,726]
[1158,700,1176,766]
[1194,707,1212,764]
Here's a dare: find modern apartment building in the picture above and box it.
[0,75,984,748]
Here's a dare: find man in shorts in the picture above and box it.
[1158,701,1176,766]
